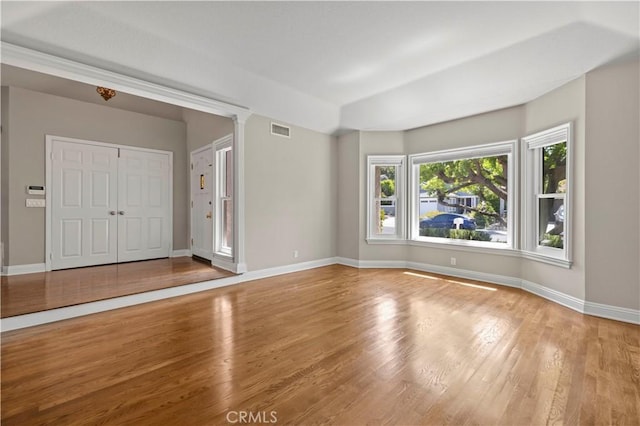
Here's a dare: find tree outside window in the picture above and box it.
[538,142,566,249]
[411,140,515,247]
[374,165,397,234]
[419,154,508,242]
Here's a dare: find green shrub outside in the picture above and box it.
[419,228,449,238]
[420,227,491,241]
[541,234,563,248]
[450,229,492,241]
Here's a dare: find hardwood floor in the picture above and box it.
[1,265,638,425]
[1,257,233,317]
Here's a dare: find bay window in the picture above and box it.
[364,125,571,269]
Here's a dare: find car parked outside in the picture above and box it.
[419,213,477,230]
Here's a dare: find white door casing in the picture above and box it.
[190,146,213,260]
[47,136,173,270]
[50,140,118,269]
[117,149,172,262]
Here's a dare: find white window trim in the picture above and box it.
[366,155,406,242]
[522,122,572,268]
[214,134,233,259]
[408,140,518,250]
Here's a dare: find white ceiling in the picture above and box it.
[1,1,639,134]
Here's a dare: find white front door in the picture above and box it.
[117,149,172,262]
[191,147,213,260]
[51,141,118,269]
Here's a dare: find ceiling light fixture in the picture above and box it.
[96,86,116,101]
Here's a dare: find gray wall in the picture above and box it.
[336,131,360,259]
[244,114,337,271]
[405,106,524,155]
[183,108,234,153]
[3,86,188,265]
[585,59,640,310]
[522,76,586,300]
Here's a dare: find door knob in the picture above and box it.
[118,211,125,215]
[206,212,212,219]
[109,211,116,215]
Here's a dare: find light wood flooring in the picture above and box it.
[1,257,233,317]
[1,265,638,425]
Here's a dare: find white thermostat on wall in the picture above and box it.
[27,185,45,195]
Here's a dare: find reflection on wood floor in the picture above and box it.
[1,257,233,317]
[1,265,638,424]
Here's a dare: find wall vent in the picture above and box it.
[271,122,291,138]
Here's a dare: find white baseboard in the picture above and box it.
[406,261,522,289]
[583,301,640,325]
[211,256,238,273]
[243,257,338,282]
[171,249,192,258]
[1,263,46,276]
[521,279,585,313]
[336,257,411,269]
[335,257,360,268]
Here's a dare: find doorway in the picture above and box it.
[46,135,173,270]
[190,134,234,267]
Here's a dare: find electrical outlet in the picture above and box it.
[450,257,457,266]
[293,250,299,258]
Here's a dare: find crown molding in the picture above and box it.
[1,42,252,121]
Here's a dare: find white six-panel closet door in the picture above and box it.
[117,149,171,262]
[51,141,119,269]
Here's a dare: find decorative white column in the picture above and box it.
[233,113,250,273]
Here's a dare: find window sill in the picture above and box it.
[367,237,572,268]
[521,250,572,269]
[366,238,407,245]
[408,238,520,257]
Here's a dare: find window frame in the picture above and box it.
[408,140,518,250]
[366,155,406,242]
[522,123,572,267]
[214,139,233,258]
